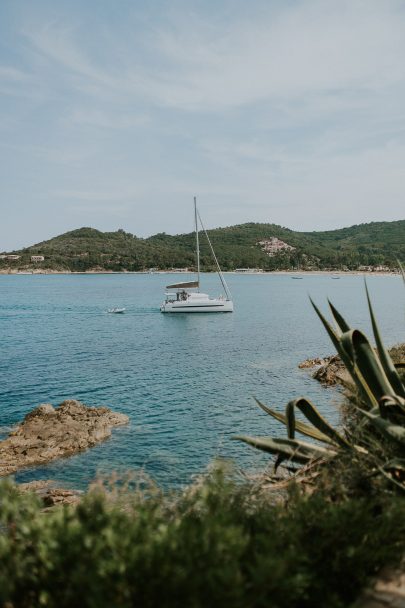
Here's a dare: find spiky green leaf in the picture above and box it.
[253,397,334,444]
[358,408,405,445]
[310,299,377,407]
[365,282,405,398]
[286,398,351,449]
[349,329,397,401]
[233,435,337,464]
[328,300,351,333]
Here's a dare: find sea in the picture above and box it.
[0,272,403,489]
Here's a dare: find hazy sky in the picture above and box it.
[1,0,405,250]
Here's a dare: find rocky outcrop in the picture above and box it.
[299,355,349,386]
[19,480,83,509]
[298,357,326,369]
[0,400,129,476]
[299,344,405,387]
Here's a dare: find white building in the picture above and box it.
[31,255,45,262]
[258,237,295,256]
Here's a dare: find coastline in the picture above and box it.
[0,269,400,277]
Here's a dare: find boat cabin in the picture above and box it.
[163,280,199,303]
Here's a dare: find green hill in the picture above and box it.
[1,220,404,272]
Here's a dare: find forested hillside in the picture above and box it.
[1,220,404,272]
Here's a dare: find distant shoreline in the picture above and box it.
[0,269,400,277]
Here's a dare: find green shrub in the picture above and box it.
[0,469,404,608]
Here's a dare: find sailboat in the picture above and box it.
[160,198,234,313]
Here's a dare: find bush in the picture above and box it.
[0,468,404,608]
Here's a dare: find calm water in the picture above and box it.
[0,273,403,489]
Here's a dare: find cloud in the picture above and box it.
[0,0,404,251]
[132,0,405,111]
[68,109,150,130]
[19,1,405,113]
[53,188,137,202]
[0,65,29,82]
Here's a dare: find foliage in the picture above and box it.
[236,284,405,491]
[1,219,404,272]
[0,469,404,608]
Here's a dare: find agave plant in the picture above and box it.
[235,279,405,490]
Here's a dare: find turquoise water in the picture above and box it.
[0,273,403,489]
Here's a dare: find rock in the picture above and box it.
[18,480,83,508]
[298,357,325,369]
[299,355,349,386]
[299,344,405,387]
[0,399,129,476]
[354,559,405,608]
[312,355,348,386]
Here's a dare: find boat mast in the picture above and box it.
[194,196,200,291]
[197,208,232,301]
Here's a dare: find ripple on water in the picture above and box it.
[1,273,404,489]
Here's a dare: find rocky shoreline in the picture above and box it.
[299,344,405,387]
[298,355,349,386]
[0,399,129,478]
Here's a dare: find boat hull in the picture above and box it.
[161,299,233,313]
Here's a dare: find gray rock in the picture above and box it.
[299,355,349,386]
[0,399,129,476]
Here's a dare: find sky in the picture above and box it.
[1,0,405,250]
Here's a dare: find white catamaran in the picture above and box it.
[160,198,234,313]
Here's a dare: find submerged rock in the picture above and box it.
[0,399,129,476]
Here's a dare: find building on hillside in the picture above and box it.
[5,255,20,260]
[31,255,45,262]
[357,265,373,272]
[374,265,391,272]
[258,237,295,256]
[234,268,264,273]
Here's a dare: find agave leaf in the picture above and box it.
[285,398,351,449]
[311,299,357,376]
[310,299,375,407]
[349,329,397,401]
[310,298,347,358]
[340,330,378,408]
[233,435,337,464]
[365,282,405,398]
[358,408,405,446]
[328,300,351,333]
[253,397,334,444]
[379,395,405,417]
[286,399,295,439]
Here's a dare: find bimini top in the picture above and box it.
[166,280,199,290]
